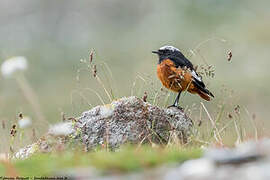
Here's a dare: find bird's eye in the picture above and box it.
[163,50,170,54]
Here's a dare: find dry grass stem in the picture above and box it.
[201,102,223,145]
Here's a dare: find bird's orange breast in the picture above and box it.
[157,59,196,93]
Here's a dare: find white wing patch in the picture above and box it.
[159,45,180,52]
[191,70,202,82]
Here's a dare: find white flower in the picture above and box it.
[18,117,32,129]
[48,122,74,136]
[1,56,28,78]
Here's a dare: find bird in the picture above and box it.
[152,45,214,107]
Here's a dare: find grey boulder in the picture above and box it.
[74,96,192,150]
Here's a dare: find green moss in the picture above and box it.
[0,163,5,175]
[1,146,202,176]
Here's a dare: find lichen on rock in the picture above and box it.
[74,96,193,150]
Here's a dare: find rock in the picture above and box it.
[13,135,70,159]
[74,96,193,150]
[163,139,270,180]
[204,139,269,165]
[165,158,215,180]
[13,96,192,158]
[14,143,38,160]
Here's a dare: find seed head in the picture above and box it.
[1,56,28,78]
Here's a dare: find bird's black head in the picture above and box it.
[152,45,185,64]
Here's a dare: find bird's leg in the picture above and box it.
[173,91,181,107]
[168,91,181,108]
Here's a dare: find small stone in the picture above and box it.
[165,158,215,180]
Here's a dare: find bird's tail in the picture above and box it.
[198,90,213,101]
[192,79,214,101]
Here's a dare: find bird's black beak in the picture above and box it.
[152,50,159,54]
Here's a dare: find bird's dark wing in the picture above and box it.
[170,55,204,86]
[191,70,205,88]
[170,55,214,97]
[170,55,194,70]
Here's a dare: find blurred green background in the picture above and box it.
[1,0,270,151]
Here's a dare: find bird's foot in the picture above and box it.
[167,105,184,111]
[167,104,177,108]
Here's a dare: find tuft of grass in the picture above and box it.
[0,146,202,176]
